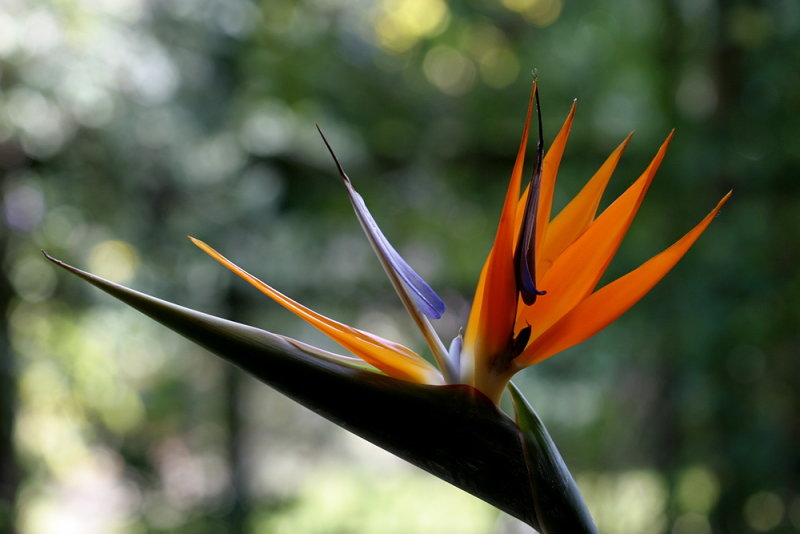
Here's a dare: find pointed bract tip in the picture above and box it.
[653,129,675,154]
[41,252,91,281]
[525,78,539,110]
[612,132,635,154]
[507,381,528,415]
[316,125,351,186]
[566,99,577,117]
[42,250,66,268]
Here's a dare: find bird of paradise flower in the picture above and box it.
[189,81,730,404]
[46,81,729,532]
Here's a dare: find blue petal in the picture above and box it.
[514,88,547,305]
[317,125,452,380]
[316,125,446,320]
[350,190,446,319]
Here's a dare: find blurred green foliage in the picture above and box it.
[1,0,798,532]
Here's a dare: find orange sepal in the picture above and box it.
[534,100,576,260]
[464,82,537,365]
[189,237,442,384]
[518,191,731,366]
[538,133,633,278]
[518,132,673,338]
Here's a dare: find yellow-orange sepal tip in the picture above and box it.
[518,132,674,340]
[538,132,634,276]
[533,100,577,253]
[188,236,443,385]
[517,190,731,367]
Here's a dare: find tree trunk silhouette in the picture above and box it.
[0,229,19,534]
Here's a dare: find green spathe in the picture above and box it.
[509,382,599,533]
[46,252,597,531]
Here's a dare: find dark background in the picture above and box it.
[1,0,798,532]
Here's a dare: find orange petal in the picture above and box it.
[534,100,576,261]
[463,82,536,365]
[463,255,489,347]
[518,132,674,338]
[518,191,731,366]
[189,237,442,384]
[538,133,633,278]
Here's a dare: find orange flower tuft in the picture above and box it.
[193,83,730,404]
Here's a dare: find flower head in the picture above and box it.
[45,81,731,530]
[191,81,730,403]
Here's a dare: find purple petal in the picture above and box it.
[350,190,446,319]
[316,125,446,320]
[514,87,547,305]
[316,125,452,381]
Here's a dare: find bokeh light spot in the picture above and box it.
[19,8,61,55]
[87,240,139,284]
[676,465,720,514]
[63,84,115,128]
[423,46,477,96]
[10,254,57,303]
[466,24,520,89]
[579,470,667,534]
[676,69,718,120]
[254,465,496,533]
[501,0,563,27]
[0,10,19,57]
[126,39,180,105]
[373,0,450,53]
[3,180,45,231]
[6,88,69,158]
[744,491,784,531]
[477,46,519,89]
[727,5,774,49]
[19,361,69,412]
[239,101,295,156]
[18,449,140,534]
